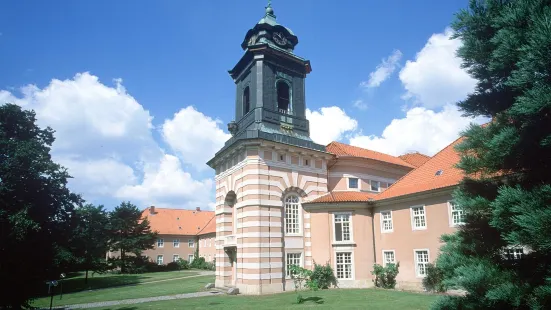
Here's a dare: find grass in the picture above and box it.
[95,288,439,310]
[31,270,208,308]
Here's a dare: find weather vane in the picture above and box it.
[267,0,272,8]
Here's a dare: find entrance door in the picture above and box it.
[231,248,237,286]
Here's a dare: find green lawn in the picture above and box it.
[31,271,208,308]
[96,289,439,310]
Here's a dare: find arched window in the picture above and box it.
[277,81,290,114]
[243,86,250,115]
[284,194,300,234]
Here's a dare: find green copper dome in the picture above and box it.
[241,3,298,51]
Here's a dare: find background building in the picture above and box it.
[142,206,216,265]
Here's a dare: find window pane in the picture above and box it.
[371,181,380,192]
[336,252,353,279]
[348,178,358,189]
[285,195,300,234]
[335,223,343,241]
[286,253,302,277]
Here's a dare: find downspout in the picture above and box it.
[370,203,377,265]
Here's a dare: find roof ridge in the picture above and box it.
[331,141,414,168]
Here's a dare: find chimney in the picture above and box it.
[150,205,156,214]
[196,207,201,212]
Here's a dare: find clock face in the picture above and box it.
[272,32,288,46]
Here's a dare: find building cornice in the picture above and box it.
[374,186,456,207]
[302,202,371,211]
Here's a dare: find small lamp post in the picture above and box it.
[59,273,66,300]
[46,280,58,310]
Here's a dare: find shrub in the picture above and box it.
[166,262,181,271]
[422,263,446,293]
[371,262,400,289]
[190,256,215,270]
[288,265,313,304]
[310,262,338,289]
[177,258,190,270]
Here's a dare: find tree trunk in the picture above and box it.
[85,269,89,284]
[121,250,125,274]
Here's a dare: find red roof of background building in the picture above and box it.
[327,141,415,168]
[399,152,431,167]
[376,137,465,201]
[142,207,215,235]
[304,191,377,204]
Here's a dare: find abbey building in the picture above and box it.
[206,4,518,295]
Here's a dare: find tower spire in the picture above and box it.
[265,0,275,17]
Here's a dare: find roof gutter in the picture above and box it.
[375,186,456,206]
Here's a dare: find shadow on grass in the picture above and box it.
[302,296,324,304]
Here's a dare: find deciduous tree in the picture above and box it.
[0,104,81,308]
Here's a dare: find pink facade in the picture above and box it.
[208,139,465,294]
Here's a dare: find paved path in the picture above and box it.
[48,290,223,309]
[71,271,214,294]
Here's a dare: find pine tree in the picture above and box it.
[0,104,81,308]
[433,0,551,309]
[108,202,157,273]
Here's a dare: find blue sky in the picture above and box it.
[0,0,484,210]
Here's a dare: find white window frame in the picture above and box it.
[382,250,396,267]
[285,252,304,278]
[380,210,393,233]
[173,254,179,262]
[347,177,360,190]
[173,239,180,248]
[370,180,380,192]
[188,254,194,263]
[503,247,524,260]
[188,239,194,248]
[334,250,354,280]
[157,238,164,248]
[410,205,427,230]
[448,201,465,227]
[284,194,302,236]
[156,255,163,265]
[413,249,430,277]
[332,212,353,243]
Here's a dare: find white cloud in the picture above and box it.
[399,28,477,108]
[360,50,403,89]
[306,106,358,145]
[349,104,487,156]
[352,99,368,110]
[162,106,230,170]
[116,154,213,209]
[0,73,216,210]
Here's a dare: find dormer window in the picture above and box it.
[243,86,250,115]
[348,178,359,189]
[277,80,290,114]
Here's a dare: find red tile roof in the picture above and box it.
[304,191,377,204]
[376,137,464,201]
[399,152,431,167]
[142,207,215,236]
[327,141,415,168]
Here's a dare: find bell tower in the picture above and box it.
[219,2,325,155]
[208,2,330,295]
